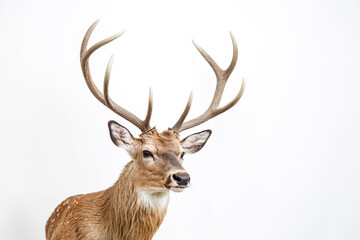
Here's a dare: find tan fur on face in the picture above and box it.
[129,129,185,190]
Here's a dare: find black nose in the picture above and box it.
[172,172,190,186]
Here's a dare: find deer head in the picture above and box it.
[80,20,245,193]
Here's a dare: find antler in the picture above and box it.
[80,20,153,133]
[171,33,245,133]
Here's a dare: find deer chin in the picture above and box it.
[170,186,186,193]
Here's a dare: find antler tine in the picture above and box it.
[171,92,193,132]
[171,32,245,133]
[143,88,153,130]
[81,20,153,133]
[224,32,238,77]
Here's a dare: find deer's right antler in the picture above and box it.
[171,33,245,133]
[80,20,153,133]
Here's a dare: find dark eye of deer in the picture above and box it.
[143,150,153,158]
[180,152,185,159]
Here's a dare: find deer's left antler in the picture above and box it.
[171,33,245,133]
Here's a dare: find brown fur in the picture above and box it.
[46,129,185,240]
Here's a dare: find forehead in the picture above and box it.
[140,129,181,151]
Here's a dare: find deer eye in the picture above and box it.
[143,150,153,158]
[180,152,185,159]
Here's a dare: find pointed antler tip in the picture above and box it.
[229,32,237,42]
[149,87,153,99]
[188,91,193,106]
[113,30,126,40]
[192,40,200,48]
[107,55,114,71]
[91,19,100,28]
[238,79,246,97]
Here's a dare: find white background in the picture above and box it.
[1,0,360,239]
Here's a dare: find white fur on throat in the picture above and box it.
[137,190,170,210]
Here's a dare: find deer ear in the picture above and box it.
[181,130,212,154]
[108,120,134,151]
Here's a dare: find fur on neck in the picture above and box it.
[100,162,170,240]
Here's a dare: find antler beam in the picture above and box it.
[171,33,245,133]
[80,20,153,133]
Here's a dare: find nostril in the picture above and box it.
[172,173,190,186]
[172,174,182,184]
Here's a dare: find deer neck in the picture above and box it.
[100,161,170,240]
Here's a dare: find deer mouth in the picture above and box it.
[164,183,188,192]
[169,185,187,193]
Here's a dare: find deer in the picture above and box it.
[45,20,245,240]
